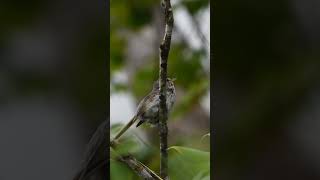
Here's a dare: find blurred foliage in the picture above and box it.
[112,83,129,92]
[111,124,154,159]
[172,76,209,120]
[132,61,158,98]
[110,0,210,179]
[111,124,210,180]
[110,0,154,30]
[168,44,206,89]
[110,159,138,180]
[110,33,125,72]
[168,146,210,180]
[110,124,142,156]
[180,0,210,15]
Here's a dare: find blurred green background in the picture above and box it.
[110,0,210,179]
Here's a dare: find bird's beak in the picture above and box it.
[171,77,177,82]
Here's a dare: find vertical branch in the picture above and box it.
[159,0,174,179]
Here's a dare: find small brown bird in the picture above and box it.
[112,78,176,141]
[135,78,176,127]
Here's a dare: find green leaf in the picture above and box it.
[110,159,135,180]
[110,124,142,156]
[168,146,210,180]
[193,170,210,180]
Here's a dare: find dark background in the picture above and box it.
[0,0,107,179]
[214,0,320,179]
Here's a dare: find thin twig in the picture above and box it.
[111,148,163,180]
[117,155,162,180]
[190,15,209,50]
[159,0,174,179]
[117,155,154,179]
[138,160,163,180]
[73,119,160,180]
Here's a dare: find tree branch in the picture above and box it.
[73,118,161,180]
[111,144,163,180]
[116,154,163,180]
[109,116,162,179]
[159,0,174,179]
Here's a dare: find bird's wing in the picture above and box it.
[135,92,154,117]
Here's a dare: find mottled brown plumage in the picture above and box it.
[135,78,176,127]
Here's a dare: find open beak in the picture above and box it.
[171,77,177,82]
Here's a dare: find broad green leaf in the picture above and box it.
[168,146,210,180]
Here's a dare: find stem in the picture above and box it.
[159,0,174,179]
[111,148,163,180]
[117,155,162,180]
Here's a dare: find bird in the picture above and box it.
[73,78,176,180]
[112,78,176,141]
[135,77,176,127]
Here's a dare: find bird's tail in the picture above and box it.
[136,119,145,127]
[112,116,138,141]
